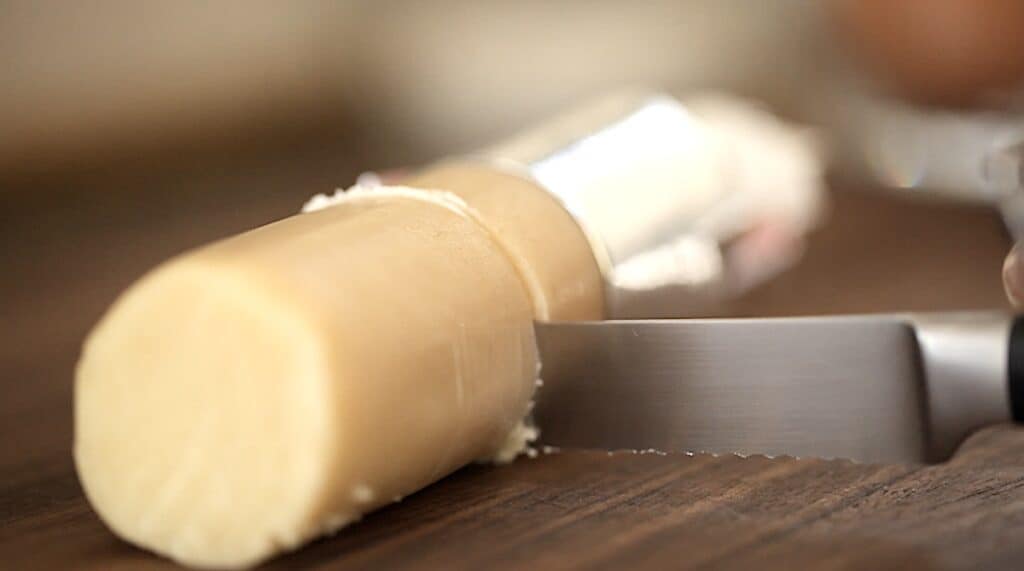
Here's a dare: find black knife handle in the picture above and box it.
[1008,316,1024,421]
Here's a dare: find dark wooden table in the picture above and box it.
[3,153,1023,570]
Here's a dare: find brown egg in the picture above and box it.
[833,0,1024,107]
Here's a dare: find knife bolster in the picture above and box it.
[913,312,1014,461]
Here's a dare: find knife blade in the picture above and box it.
[534,312,1022,463]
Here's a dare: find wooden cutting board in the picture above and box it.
[2,156,1020,570]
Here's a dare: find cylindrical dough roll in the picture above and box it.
[76,190,549,568]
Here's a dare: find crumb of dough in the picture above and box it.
[487,420,540,464]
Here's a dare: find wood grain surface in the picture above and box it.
[2,154,1023,570]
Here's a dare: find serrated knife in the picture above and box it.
[534,312,1024,463]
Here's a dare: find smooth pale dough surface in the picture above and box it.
[407,161,604,322]
[76,192,541,568]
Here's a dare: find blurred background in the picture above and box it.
[4,0,1022,185]
[2,1,1024,476]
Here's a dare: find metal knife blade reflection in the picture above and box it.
[534,312,1019,464]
